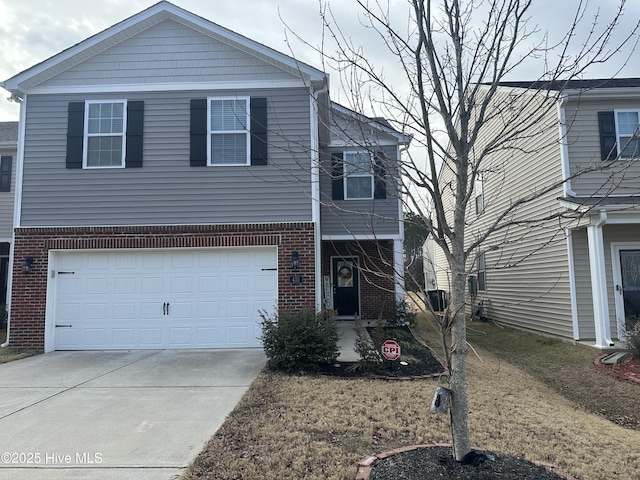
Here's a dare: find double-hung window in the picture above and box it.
[474,174,484,215]
[84,101,126,168]
[615,110,640,159]
[343,151,374,200]
[209,98,250,165]
[476,252,487,292]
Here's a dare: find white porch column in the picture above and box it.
[587,210,614,348]
[394,239,405,301]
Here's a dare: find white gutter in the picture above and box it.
[557,95,578,198]
[2,96,26,348]
[565,229,580,340]
[311,83,328,312]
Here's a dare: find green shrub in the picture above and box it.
[380,299,417,327]
[626,322,640,358]
[348,318,382,373]
[260,309,339,373]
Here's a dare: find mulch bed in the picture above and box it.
[360,445,573,480]
[319,326,446,378]
[594,353,640,385]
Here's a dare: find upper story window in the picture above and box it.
[84,101,126,168]
[474,175,484,215]
[209,98,250,165]
[343,151,374,200]
[615,110,640,159]
[0,156,12,192]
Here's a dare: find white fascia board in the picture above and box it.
[322,234,403,241]
[27,80,310,96]
[563,87,640,101]
[3,1,326,95]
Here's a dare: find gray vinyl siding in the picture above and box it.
[571,229,595,339]
[320,144,400,236]
[565,98,640,196]
[39,19,300,88]
[573,224,640,341]
[19,89,312,227]
[436,90,575,337]
[0,147,16,239]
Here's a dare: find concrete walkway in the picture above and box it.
[337,321,363,362]
[0,349,265,479]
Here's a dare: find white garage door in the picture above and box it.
[52,248,277,350]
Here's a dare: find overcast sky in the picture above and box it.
[1,0,639,122]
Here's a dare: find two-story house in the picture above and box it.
[1,1,409,351]
[430,79,640,349]
[0,122,18,306]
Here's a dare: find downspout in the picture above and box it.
[557,94,578,198]
[587,209,614,348]
[311,81,328,312]
[2,94,26,348]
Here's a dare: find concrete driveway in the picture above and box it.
[0,349,266,479]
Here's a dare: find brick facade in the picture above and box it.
[322,240,395,321]
[9,223,316,349]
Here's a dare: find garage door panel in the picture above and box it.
[53,248,277,350]
[112,328,135,347]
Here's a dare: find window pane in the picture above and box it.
[87,136,123,167]
[211,99,247,132]
[617,111,639,135]
[211,133,247,164]
[87,102,124,134]
[620,136,640,158]
[346,176,373,199]
[344,152,372,174]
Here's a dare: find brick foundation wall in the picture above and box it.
[322,240,396,321]
[9,223,316,349]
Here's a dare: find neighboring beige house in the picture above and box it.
[430,79,640,349]
[0,122,18,305]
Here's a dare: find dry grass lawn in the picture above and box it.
[183,316,640,480]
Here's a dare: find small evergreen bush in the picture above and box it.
[260,309,339,372]
[380,299,417,327]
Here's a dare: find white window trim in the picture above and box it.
[83,99,127,169]
[343,150,374,200]
[207,96,250,166]
[613,109,640,160]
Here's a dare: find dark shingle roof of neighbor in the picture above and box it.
[494,78,640,90]
[0,122,18,143]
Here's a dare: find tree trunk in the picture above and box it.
[449,249,470,461]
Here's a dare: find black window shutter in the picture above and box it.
[190,99,208,166]
[598,111,617,160]
[331,152,344,200]
[0,156,11,192]
[125,101,144,168]
[66,102,85,169]
[373,152,387,199]
[250,97,268,165]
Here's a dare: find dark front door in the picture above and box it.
[620,250,640,331]
[332,257,359,316]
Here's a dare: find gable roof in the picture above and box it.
[1,1,326,97]
[330,102,412,147]
[0,122,18,145]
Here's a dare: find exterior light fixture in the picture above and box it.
[22,256,34,274]
[291,251,300,270]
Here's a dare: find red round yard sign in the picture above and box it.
[381,339,401,361]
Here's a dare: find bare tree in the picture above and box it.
[298,0,639,461]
